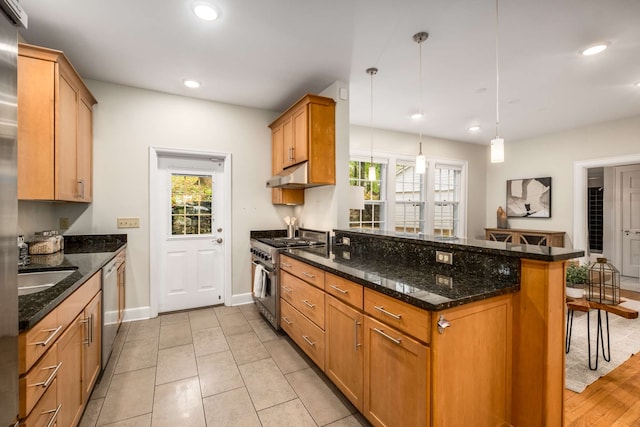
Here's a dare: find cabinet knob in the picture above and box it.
[437,315,451,334]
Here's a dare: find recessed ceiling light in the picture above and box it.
[468,125,481,132]
[580,42,610,56]
[635,81,640,87]
[411,112,424,120]
[184,80,201,89]
[193,2,220,21]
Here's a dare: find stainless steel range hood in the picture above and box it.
[266,162,323,189]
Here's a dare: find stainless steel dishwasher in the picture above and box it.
[102,250,125,369]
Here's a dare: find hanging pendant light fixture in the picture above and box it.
[366,67,378,181]
[413,32,428,174]
[491,0,505,163]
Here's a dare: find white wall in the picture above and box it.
[20,80,294,312]
[349,125,488,239]
[485,115,640,248]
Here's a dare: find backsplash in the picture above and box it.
[18,201,59,236]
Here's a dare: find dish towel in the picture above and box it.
[253,264,265,298]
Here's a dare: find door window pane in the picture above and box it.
[171,174,213,235]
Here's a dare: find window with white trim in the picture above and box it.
[349,160,386,229]
[394,161,425,234]
[432,164,462,238]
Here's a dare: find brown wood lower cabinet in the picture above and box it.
[363,316,429,427]
[19,272,102,427]
[56,312,84,427]
[279,256,514,426]
[325,295,364,411]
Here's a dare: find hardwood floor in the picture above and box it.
[564,288,640,426]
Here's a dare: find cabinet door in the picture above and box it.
[291,105,308,165]
[282,116,294,168]
[76,96,93,202]
[56,71,79,201]
[325,296,364,411]
[430,296,511,427]
[83,292,102,402]
[271,122,284,173]
[17,55,55,200]
[363,316,428,427]
[56,313,84,427]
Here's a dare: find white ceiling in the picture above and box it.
[18,0,640,144]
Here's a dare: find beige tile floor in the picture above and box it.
[79,303,371,427]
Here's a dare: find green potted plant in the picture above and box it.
[566,263,588,298]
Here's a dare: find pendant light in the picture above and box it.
[413,32,428,174]
[491,0,505,163]
[366,67,378,181]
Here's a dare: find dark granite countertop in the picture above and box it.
[282,245,520,312]
[336,228,584,262]
[18,234,127,331]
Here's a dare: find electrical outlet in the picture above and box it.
[342,237,350,246]
[117,217,140,228]
[436,250,453,265]
[436,274,453,288]
[59,217,70,229]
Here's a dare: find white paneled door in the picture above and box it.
[157,156,225,313]
[620,165,640,278]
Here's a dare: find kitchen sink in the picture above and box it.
[18,270,74,296]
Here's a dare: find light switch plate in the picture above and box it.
[117,217,140,228]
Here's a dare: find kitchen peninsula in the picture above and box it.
[278,228,583,427]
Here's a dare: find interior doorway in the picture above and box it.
[149,147,232,318]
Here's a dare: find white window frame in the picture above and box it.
[349,151,468,238]
[394,159,426,234]
[349,155,388,230]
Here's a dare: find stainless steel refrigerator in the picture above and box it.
[0,1,27,426]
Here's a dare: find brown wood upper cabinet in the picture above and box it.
[17,43,97,202]
[269,94,336,205]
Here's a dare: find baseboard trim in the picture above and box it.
[231,292,255,306]
[122,306,152,322]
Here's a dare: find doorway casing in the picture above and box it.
[149,147,232,318]
[573,152,640,266]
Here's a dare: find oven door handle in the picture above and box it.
[252,260,274,273]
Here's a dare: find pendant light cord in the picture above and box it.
[418,37,423,153]
[370,70,374,164]
[495,0,500,139]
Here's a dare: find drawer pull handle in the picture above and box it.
[373,328,402,345]
[302,335,316,347]
[282,316,293,325]
[282,286,293,293]
[42,403,62,427]
[302,272,315,279]
[81,316,90,345]
[33,326,63,347]
[374,306,402,320]
[330,285,349,294]
[31,362,63,388]
[281,262,292,268]
[302,299,315,308]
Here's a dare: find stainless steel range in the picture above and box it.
[250,228,328,329]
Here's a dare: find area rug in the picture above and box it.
[565,298,640,393]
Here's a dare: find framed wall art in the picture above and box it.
[506,177,552,218]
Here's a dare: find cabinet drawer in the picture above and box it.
[57,271,100,328]
[325,273,363,309]
[364,288,431,344]
[280,299,326,370]
[19,308,61,375]
[280,255,325,289]
[20,378,59,427]
[281,270,325,329]
[19,344,60,418]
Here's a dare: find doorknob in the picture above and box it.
[216,238,223,244]
[217,228,223,232]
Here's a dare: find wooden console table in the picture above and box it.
[485,227,565,247]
